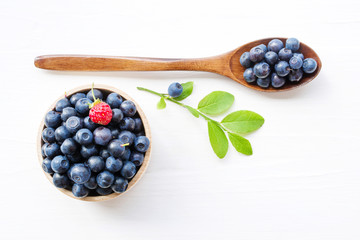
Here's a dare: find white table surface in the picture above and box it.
[1,0,360,239]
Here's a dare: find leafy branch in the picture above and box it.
[137,82,264,159]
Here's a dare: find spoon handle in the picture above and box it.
[34,54,230,75]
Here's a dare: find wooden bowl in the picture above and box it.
[37,84,151,201]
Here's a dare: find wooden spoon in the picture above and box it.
[34,37,321,92]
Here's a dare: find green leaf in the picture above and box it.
[208,120,228,159]
[198,91,234,116]
[173,81,193,101]
[185,106,199,118]
[221,110,264,134]
[157,97,166,109]
[228,133,252,155]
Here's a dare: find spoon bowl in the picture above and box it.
[226,37,322,92]
[34,38,321,92]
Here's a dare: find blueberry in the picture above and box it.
[120,161,137,179]
[289,56,303,70]
[288,69,303,82]
[84,176,97,189]
[83,116,97,131]
[134,136,150,153]
[53,173,70,188]
[120,100,137,117]
[120,148,131,161]
[133,118,143,133]
[293,53,304,60]
[41,143,48,157]
[93,127,112,146]
[239,52,252,68]
[105,156,123,173]
[45,111,61,128]
[256,76,271,88]
[68,163,91,184]
[253,62,271,79]
[168,82,183,98]
[119,117,135,131]
[95,187,113,196]
[72,184,89,198]
[278,48,293,61]
[70,93,86,106]
[110,128,120,139]
[75,128,93,146]
[86,89,101,101]
[286,38,300,52]
[86,89,103,101]
[107,139,126,158]
[60,138,78,155]
[130,151,144,166]
[44,143,61,159]
[42,127,55,143]
[249,46,265,62]
[118,131,135,145]
[257,44,267,53]
[65,116,83,134]
[61,107,77,122]
[56,98,71,112]
[96,170,115,188]
[111,176,128,193]
[87,156,105,173]
[243,68,257,83]
[271,73,286,88]
[275,61,290,77]
[99,149,111,159]
[264,51,278,65]
[51,155,70,173]
[302,58,317,73]
[66,152,82,163]
[106,93,123,108]
[75,98,92,116]
[42,158,54,174]
[80,144,98,158]
[267,39,284,53]
[110,108,123,125]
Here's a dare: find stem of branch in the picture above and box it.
[137,86,228,131]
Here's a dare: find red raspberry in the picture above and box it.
[88,85,113,125]
[89,102,112,125]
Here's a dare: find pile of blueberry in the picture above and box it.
[240,38,318,88]
[40,88,150,198]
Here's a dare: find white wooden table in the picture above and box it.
[1,0,359,239]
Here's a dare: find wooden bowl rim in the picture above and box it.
[37,84,152,202]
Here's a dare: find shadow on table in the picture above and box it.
[38,68,324,100]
